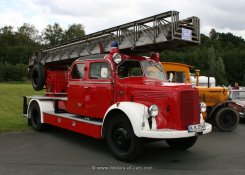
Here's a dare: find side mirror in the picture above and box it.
[101,67,109,78]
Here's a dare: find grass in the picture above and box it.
[0,83,44,132]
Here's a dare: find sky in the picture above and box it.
[0,0,244,39]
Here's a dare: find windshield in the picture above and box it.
[117,60,165,80]
[141,61,166,80]
[229,90,245,101]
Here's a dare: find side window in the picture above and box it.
[167,71,185,83]
[175,72,185,83]
[90,62,110,79]
[71,64,85,79]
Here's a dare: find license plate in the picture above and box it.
[188,123,206,133]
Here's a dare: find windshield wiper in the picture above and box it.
[149,61,163,72]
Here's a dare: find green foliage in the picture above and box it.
[62,23,85,42]
[42,23,86,46]
[207,46,216,77]
[42,23,64,46]
[0,24,41,64]
[0,63,28,82]
[206,46,228,85]
[18,23,40,42]
[216,56,228,85]
[0,22,85,82]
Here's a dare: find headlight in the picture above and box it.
[148,104,159,117]
[200,102,207,113]
[113,53,122,64]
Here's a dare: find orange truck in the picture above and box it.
[161,62,240,132]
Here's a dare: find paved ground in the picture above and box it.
[0,124,245,175]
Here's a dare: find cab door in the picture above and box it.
[83,60,113,119]
[66,62,86,115]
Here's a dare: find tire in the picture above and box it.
[166,136,198,150]
[215,107,239,132]
[28,101,45,131]
[106,115,142,162]
[31,64,45,91]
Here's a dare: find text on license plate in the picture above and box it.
[188,123,206,133]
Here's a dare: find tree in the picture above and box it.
[209,28,218,40]
[42,23,64,46]
[207,46,216,77]
[0,26,14,34]
[62,24,85,42]
[18,23,40,42]
[0,24,41,64]
[0,62,27,81]
[218,32,245,48]
[216,56,228,85]
[207,46,228,85]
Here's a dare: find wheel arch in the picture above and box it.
[27,98,54,123]
[102,102,150,138]
[102,109,127,138]
[209,100,239,119]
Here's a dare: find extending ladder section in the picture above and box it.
[29,11,200,68]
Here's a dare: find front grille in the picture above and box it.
[180,89,200,129]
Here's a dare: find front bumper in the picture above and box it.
[139,122,212,139]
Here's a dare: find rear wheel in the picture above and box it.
[106,115,142,162]
[166,136,198,150]
[28,101,45,131]
[215,107,239,132]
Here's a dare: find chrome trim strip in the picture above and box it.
[44,111,103,126]
[69,81,111,85]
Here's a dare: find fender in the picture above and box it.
[27,99,54,123]
[102,102,157,137]
[209,100,240,118]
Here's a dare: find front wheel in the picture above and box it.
[215,107,239,132]
[166,136,198,150]
[106,115,142,162]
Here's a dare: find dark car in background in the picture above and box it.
[229,88,245,121]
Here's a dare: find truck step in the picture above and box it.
[43,111,102,139]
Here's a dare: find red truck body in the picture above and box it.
[23,11,211,161]
[41,52,201,139]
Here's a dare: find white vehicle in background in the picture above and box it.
[191,75,216,87]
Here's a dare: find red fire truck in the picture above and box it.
[23,11,211,161]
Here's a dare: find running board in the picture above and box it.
[43,111,102,139]
[44,111,103,126]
